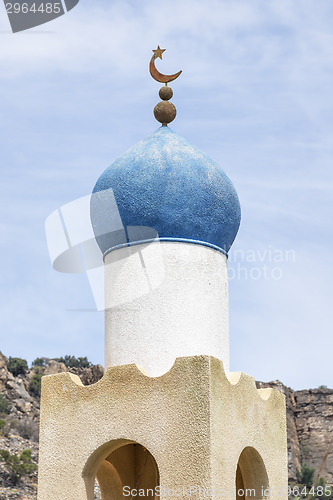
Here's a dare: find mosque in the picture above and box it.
[37,48,288,500]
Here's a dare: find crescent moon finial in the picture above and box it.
[150,46,181,127]
[150,46,182,84]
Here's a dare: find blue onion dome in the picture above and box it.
[91,126,241,258]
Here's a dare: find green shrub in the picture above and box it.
[296,464,315,487]
[0,394,11,414]
[7,357,28,377]
[318,385,328,389]
[0,448,37,485]
[55,355,91,368]
[300,441,310,461]
[0,418,10,437]
[29,373,42,397]
[31,357,49,368]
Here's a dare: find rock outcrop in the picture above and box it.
[0,352,104,499]
[256,381,333,484]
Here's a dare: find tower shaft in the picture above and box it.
[104,242,230,376]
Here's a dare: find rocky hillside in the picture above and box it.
[0,352,104,499]
[256,381,333,485]
[0,351,332,499]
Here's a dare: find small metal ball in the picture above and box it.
[159,86,173,101]
[154,101,177,125]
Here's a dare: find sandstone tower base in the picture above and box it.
[37,356,288,500]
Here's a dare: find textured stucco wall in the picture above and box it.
[37,356,288,500]
[210,366,288,499]
[104,242,229,376]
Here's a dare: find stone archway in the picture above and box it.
[236,447,269,500]
[84,440,159,500]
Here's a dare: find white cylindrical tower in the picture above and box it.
[104,241,229,376]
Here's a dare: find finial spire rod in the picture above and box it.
[150,46,181,126]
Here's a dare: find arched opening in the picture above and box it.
[235,447,269,500]
[84,440,159,500]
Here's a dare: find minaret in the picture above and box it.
[90,47,240,376]
[38,49,288,500]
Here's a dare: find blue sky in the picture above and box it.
[0,0,332,390]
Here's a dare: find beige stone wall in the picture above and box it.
[210,364,288,500]
[37,356,288,500]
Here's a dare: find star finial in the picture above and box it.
[152,45,166,60]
